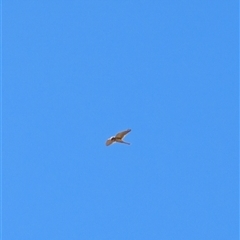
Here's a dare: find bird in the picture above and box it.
[106,129,131,146]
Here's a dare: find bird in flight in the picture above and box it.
[106,129,131,146]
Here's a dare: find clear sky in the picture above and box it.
[3,1,238,239]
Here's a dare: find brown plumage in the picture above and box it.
[106,129,131,146]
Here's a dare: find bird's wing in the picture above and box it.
[115,129,131,139]
[106,138,114,146]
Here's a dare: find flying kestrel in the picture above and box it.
[106,129,131,146]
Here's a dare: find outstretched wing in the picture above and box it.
[115,129,131,139]
[106,138,114,146]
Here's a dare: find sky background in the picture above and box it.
[3,1,238,240]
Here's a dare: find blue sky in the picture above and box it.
[3,1,238,239]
